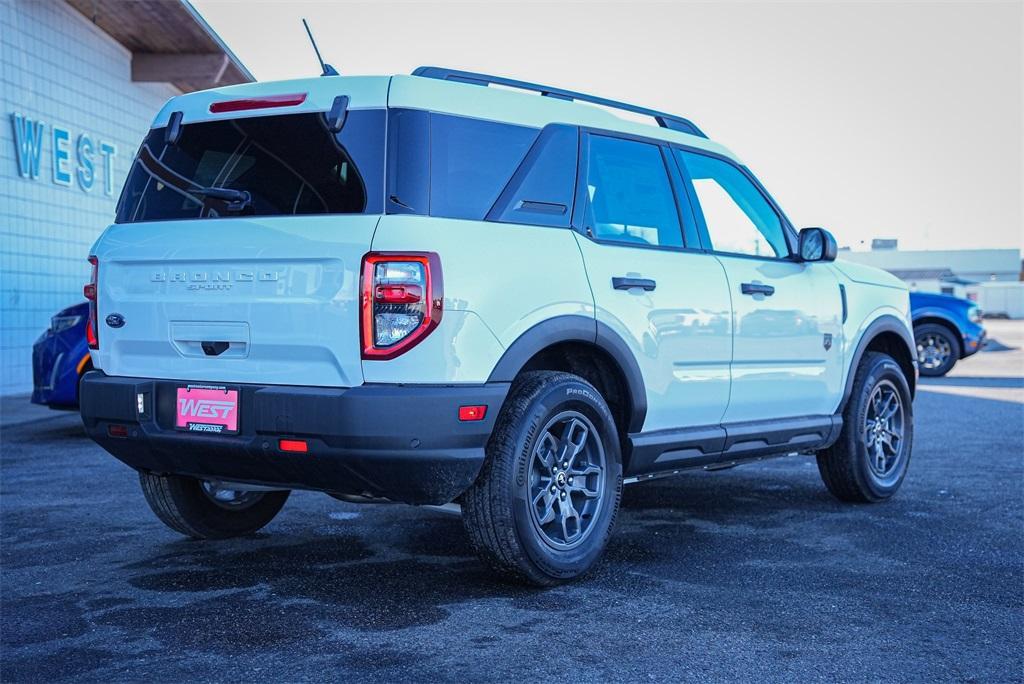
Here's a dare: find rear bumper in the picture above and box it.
[79,372,509,505]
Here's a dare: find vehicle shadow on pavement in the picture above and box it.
[980,338,1016,352]
[103,463,849,641]
[111,519,572,636]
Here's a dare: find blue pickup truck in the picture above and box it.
[910,292,986,377]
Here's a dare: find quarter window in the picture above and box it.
[676,150,788,258]
[584,135,683,248]
[429,114,537,220]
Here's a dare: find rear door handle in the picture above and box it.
[613,277,657,292]
[741,282,775,297]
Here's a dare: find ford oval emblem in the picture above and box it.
[105,313,125,328]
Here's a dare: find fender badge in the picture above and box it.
[823,333,833,351]
[105,313,126,328]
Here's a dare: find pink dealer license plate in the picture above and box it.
[175,385,239,434]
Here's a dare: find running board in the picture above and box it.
[623,451,801,485]
[626,415,842,478]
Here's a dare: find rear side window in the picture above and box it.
[428,114,537,220]
[583,135,683,248]
[116,111,385,223]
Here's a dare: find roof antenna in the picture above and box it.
[302,18,338,76]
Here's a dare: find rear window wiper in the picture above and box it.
[135,146,252,213]
[192,187,252,212]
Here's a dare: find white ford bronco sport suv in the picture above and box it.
[80,67,917,585]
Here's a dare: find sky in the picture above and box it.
[191,0,1023,252]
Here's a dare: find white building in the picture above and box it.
[839,247,1023,317]
[0,0,251,395]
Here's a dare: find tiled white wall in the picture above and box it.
[0,0,177,395]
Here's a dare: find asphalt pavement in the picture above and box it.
[2,322,1022,682]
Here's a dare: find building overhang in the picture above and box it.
[64,0,254,93]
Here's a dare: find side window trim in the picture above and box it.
[486,123,580,228]
[671,143,799,259]
[570,128,697,252]
[569,128,590,233]
[662,143,703,250]
[385,108,430,216]
[670,144,713,251]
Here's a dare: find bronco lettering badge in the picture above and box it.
[151,270,281,292]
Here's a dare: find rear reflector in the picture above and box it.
[458,405,487,422]
[279,439,308,453]
[209,93,307,113]
[108,424,128,437]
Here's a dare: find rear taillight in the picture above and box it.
[84,256,98,349]
[361,253,443,360]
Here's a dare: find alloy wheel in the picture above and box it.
[527,411,606,550]
[863,379,906,483]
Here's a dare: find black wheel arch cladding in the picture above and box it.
[487,315,648,433]
[840,314,917,411]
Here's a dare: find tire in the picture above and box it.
[915,323,960,377]
[461,371,623,586]
[139,472,289,539]
[817,352,914,503]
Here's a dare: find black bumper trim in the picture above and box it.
[80,372,509,505]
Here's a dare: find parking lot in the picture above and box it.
[2,321,1021,682]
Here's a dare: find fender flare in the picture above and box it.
[487,315,648,432]
[841,314,917,410]
[912,306,962,329]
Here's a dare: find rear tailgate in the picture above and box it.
[90,76,390,388]
[91,215,378,387]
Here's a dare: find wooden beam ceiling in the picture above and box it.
[64,0,253,92]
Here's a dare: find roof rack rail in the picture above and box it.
[411,66,707,138]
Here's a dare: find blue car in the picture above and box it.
[910,292,986,377]
[31,301,92,408]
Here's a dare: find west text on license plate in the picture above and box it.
[175,385,238,434]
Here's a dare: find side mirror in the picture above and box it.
[798,227,838,262]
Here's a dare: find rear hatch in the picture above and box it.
[90,78,388,387]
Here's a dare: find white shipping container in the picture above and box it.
[968,282,1024,319]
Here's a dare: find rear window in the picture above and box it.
[115,110,385,223]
